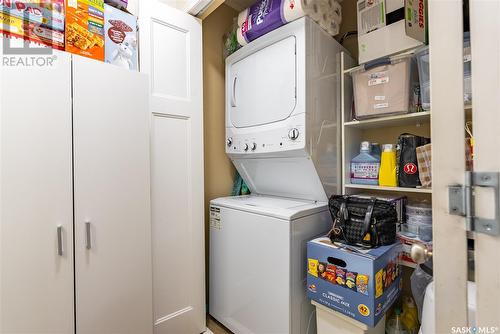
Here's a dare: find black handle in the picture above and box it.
[364,57,391,71]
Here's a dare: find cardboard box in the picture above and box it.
[0,11,64,49]
[104,0,127,9]
[307,238,402,327]
[65,0,104,60]
[104,4,137,70]
[357,0,427,64]
[0,0,65,31]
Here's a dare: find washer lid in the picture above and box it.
[210,195,328,220]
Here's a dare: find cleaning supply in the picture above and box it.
[379,144,398,187]
[371,142,381,159]
[401,296,420,334]
[386,307,409,334]
[350,141,380,185]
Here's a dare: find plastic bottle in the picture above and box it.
[386,308,409,334]
[350,141,380,185]
[379,144,398,187]
[371,143,382,160]
[401,296,420,334]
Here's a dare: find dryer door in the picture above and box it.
[228,36,297,128]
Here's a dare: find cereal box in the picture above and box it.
[104,0,127,9]
[0,0,65,31]
[104,3,137,70]
[0,10,65,49]
[65,0,104,60]
[307,237,402,327]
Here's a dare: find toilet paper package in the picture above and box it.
[237,0,341,46]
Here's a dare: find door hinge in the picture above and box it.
[448,171,500,236]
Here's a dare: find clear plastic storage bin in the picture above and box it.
[351,55,415,119]
[416,32,471,110]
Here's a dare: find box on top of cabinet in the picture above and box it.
[104,4,137,70]
[307,237,402,327]
[65,0,105,60]
[0,0,65,31]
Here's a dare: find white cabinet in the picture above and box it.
[0,51,75,334]
[0,53,152,334]
[72,57,152,334]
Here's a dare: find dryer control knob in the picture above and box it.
[288,128,300,140]
[251,142,257,151]
[226,137,232,147]
[243,143,249,151]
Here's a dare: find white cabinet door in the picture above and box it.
[72,56,152,334]
[0,51,74,333]
[139,2,205,333]
[469,0,500,326]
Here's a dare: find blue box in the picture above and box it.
[307,238,402,327]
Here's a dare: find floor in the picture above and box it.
[207,315,232,334]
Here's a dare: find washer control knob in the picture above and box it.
[288,128,300,140]
[243,143,249,151]
[251,142,257,151]
[226,137,233,147]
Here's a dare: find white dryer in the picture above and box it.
[225,17,354,202]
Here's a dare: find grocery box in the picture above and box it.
[307,238,402,327]
[357,0,427,64]
[65,0,105,60]
[104,4,137,70]
[0,0,65,31]
[351,54,417,119]
[0,11,65,50]
[105,0,127,9]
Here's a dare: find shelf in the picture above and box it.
[344,184,432,194]
[344,112,431,129]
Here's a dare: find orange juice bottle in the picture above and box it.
[379,144,398,187]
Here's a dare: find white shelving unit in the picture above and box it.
[340,51,433,270]
[340,51,433,197]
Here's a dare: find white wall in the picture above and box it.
[127,0,192,15]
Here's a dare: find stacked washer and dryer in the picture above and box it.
[209,17,354,334]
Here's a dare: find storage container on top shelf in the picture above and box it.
[415,32,472,110]
[351,54,417,120]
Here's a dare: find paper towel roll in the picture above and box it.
[237,8,249,26]
[236,26,248,46]
[282,0,306,23]
[303,1,322,22]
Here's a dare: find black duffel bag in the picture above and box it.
[328,195,397,248]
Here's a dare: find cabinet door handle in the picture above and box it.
[57,225,63,256]
[85,222,92,250]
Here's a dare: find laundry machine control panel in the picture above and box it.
[226,123,306,155]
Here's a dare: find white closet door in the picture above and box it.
[139,2,205,333]
[72,56,152,334]
[0,50,74,333]
[470,0,500,326]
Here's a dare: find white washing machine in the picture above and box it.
[209,195,331,334]
[209,17,354,334]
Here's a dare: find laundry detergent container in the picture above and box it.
[416,32,471,110]
[351,55,415,119]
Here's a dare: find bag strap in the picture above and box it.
[361,198,376,246]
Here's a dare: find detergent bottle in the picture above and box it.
[379,144,398,187]
[350,141,380,185]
